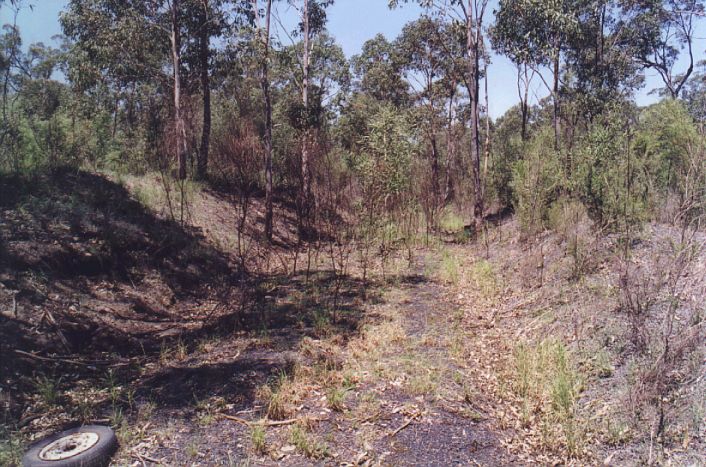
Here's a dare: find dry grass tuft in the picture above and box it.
[509,339,586,458]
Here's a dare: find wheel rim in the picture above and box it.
[38,432,100,461]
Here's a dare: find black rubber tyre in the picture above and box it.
[22,425,118,467]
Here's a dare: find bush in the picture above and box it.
[572,117,649,231]
[548,197,596,279]
[511,128,562,237]
[635,99,699,196]
[489,105,526,208]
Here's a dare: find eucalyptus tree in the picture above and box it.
[351,33,409,107]
[681,61,706,123]
[251,0,275,240]
[281,0,336,238]
[341,34,409,168]
[62,0,229,180]
[182,0,230,180]
[564,0,642,124]
[620,0,704,99]
[0,1,23,155]
[492,0,579,152]
[389,0,489,229]
[0,22,21,143]
[396,17,447,210]
[61,1,172,169]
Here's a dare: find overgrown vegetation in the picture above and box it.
[1,0,706,464]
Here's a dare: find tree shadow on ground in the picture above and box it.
[0,168,234,353]
[0,168,426,427]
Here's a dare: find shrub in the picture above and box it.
[490,104,527,208]
[548,197,596,279]
[572,117,649,231]
[511,128,562,237]
[635,99,699,196]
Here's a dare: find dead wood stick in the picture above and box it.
[14,350,92,366]
[131,450,161,465]
[132,451,146,467]
[39,310,71,352]
[18,414,41,428]
[220,413,320,427]
[220,414,251,426]
[13,349,129,367]
[389,414,420,437]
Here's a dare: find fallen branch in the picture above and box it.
[131,450,162,465]
[18,414,41,428]
[389,413,421,437]
[14,350,93,367]
[220,413,321,427]
[39,310,71,352]
[13,349,131,368]
[220,414,251,426]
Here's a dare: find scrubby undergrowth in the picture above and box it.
[1,170,704,466]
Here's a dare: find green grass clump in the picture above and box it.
[251,425,267,454]
[439,210,465,232]
[326,386,348,412]
[470,259,497,297]
[34,374,61,406]
[289,424,329,459]
[439,249,461,285]
[512,339,585,457]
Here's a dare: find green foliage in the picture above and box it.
[635,99,699,194]
[470,259,497,297]
[439,249,461,285]
[34,374,61,407]
[513,339,584,457]
[325,386,348,412]
[289,424,329,459]
[489,105,526,207]
[354,105,414,206]
[250,425,267,454]
[351,106,415,248]
[548,197,594,279]
[438,209,465,233]
[0,427,23,467]
[572,115,649,230]
[492,0,578,67]
[511,128,562,236]
[351,34,409,107]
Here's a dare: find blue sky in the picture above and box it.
[2,0,704,118]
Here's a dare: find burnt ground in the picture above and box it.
[4,170,701,466]
[0,170,369,462]
[371,272,516,466]
[103,262,516,466]
[0,170,516,466]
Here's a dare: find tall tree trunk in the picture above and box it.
[255,0,274,241]
[197,0,211,180]
[427,72,440,212]
[444,84,455,204]
[171,0,187,180]
[467,0,483,230]
[517,63,530,141]
[300,0,311,238]
[483,57,490,180]
[1,10,19,153]
[430,134,440,202]
[552,47,561,153]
